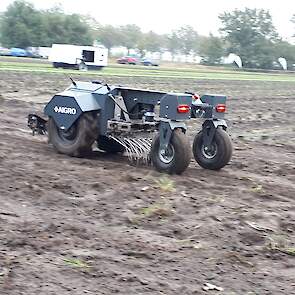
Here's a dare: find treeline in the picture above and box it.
[0,1,92,47]
[0,0,295,69]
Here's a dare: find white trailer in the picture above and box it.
[49,44,108,70]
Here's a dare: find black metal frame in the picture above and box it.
[28,81,229,153]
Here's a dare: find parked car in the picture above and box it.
[10,48,29,57]
[140,58,159,66]
[117,56,138,65]
[0,47,11,56]
[26,50,42,58]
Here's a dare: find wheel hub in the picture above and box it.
[202,143,217,159]
[159,144,175,164]
[58,124,77,141]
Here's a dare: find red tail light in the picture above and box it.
[215,104,226,113]
[177,104,190,113]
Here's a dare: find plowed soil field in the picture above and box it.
[0,71,294,295]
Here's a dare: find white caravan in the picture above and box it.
[49,44,108,70]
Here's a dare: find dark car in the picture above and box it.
[117,56,138,65]
[140,58,159,66]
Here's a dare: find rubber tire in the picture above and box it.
[97,136,125,154]
[48,112,98,157]
[193,128,233,170]
[151,129,191,174]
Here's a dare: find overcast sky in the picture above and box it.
[1,0,294,42]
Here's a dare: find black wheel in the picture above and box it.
[193,128,233,170]
[151,129,191,174]
[97,136,125,154]
[48,112,98,157]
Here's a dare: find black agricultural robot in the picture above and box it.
[28,80,233,174]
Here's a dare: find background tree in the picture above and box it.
[0,0,44,48]
[1,0,294,70]
[219,8,279,68]
[135,32,148,57]
[199,34,225,65]
[136,31,165,57]
[273,41,295,69]
[119,24,142,55]
[176,25,199,59]
[0,1,93,48]
[40,8,93,46]
[0,13,4,43]
[165,31,181,61]
[143,31,163,53]
[94,25,122,50]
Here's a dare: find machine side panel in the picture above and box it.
[160,94,192,120]
[44,95,82,130]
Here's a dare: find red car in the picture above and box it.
[117,56,138,65]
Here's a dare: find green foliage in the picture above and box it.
[139,202,173,218]
[42,9,93,46]
[199,34,225,65]
[143,31,164,53]
[136,31,166,57]
[165,31,181,60]
[0,0,44,48]
[63,258,91,268]
[2,59,295,82]
[94,24,122,50]
[273,41,295,69]
[155,176,175,192]
[1,1,294,71]
[176,25,199,56]
[219,8,279,69]
[164,26,199,60]
[119,24,142,53]
[0,0,93,48]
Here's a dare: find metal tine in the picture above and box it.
[138,138,152,162]
[133,139,148,164]
[109,135,152,164]
[126,138,147,164]
[124,141,134,160]
[138,138,152,152]
[130,138,149,164]
[110,136,128,152]
[130,138,145,154]
[137,138,148,151]
[135,138,151,154]
[139,139,152,164]
[110,136,133,161]
[109,136,125,147]
[125,138,138,152]
[124,138,140,161]
[122,139,134,161]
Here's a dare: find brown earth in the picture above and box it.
[0,71,294,295]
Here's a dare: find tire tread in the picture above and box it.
[193,128,232,170]
[151,129,191,174]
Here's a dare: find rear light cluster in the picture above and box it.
[215,104,226,113]
[177,104,190,113]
